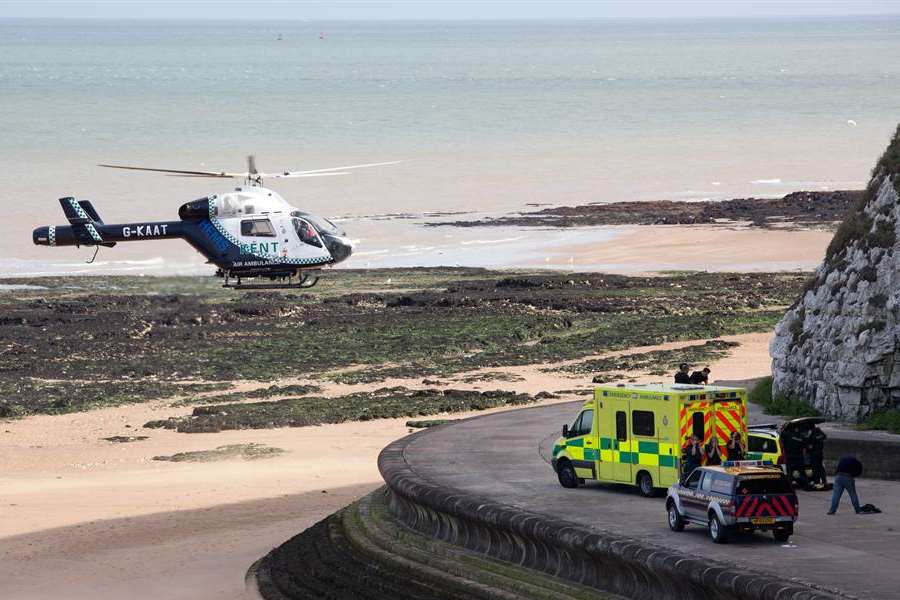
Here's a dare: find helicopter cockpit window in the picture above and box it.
[293,218,323,248]
[241,219,276,237]
[291,211,345,236]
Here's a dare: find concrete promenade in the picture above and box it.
[401,401,900,599]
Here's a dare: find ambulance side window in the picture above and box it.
[748,435,775,453]
[580,409,594,435]
[570,412,584,436]
[632,411,654,437]
[692,412,705,440]
[615,411,627,441]
[571,410,593,436]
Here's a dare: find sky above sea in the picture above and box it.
[1,17,899,274]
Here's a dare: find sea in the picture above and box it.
[2,17,899,276]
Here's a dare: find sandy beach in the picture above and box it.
[538,225,833,272]
[0,331,772,600]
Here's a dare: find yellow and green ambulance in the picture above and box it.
[551,383,749,497]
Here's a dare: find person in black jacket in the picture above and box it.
[674,364,691,384]
[726,431,745,461]
[682,434,704,476]
[705,438,723,466]
[689,367,710,385]
[828,456,863,514]
[807,425,828,488]
[781,423,813,490]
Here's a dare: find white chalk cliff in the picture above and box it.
[771,126,900,421]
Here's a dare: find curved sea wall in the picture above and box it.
[378,428,842,600]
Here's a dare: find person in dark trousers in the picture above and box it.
[705,438,723,466]
[674,364,691,384]
[682,434,704,476]
[781,423,813,490]
[807,424,828,488]
[726,431,745,461]
[689,367,711,385]
[828,456,863,514]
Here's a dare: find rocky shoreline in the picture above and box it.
[429,190,862,229]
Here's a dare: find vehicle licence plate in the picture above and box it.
[751,517,776,525]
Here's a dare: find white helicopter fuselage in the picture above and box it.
[209,186,351,268]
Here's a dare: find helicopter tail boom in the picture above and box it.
[34,220,184,247]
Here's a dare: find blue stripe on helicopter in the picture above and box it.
[199,219,231,253]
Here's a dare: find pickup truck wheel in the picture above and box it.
[637,472,655,497]
[557,461,579,489]
[709,514,729,544]
[667,502,685,532]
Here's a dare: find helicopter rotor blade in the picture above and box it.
[277,160,403,177]
[267,172,350,178]
[98,164,240,178]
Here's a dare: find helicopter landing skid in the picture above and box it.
[222,272,320,290]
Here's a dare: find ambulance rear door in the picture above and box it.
[679,395,712,462]
[712,391,748,461]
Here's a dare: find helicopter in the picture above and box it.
[32,156,399,289]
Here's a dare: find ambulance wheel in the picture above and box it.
[773,528,792,543]
[709,514,730,544]
[667,501,685,532]
[636,471,656,497]
[557,461,579,489]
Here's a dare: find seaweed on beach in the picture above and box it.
[430,190,863,230]
[169,383,322,407]
[551,339,740,377]
[144,387,538,433]
[152,443,286,462]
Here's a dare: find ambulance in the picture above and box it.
[551,383,749,497]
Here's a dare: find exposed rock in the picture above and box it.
[771,126,900,421]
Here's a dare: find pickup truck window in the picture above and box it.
[684,469,702,490]
[736,476,792,495]
[710,473,734,494]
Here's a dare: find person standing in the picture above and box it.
[726,431,745,461]
[682,434,705,476]
[689,367,711,385]
[808,424,828,488]
[705,438,723,466]
[781,424,812,490]
[828,456,863,515]
[674,364,691,384]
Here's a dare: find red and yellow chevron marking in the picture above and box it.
[715,401,744,459]
[703,411,713,446]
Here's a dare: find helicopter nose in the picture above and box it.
[322,234,353,263]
